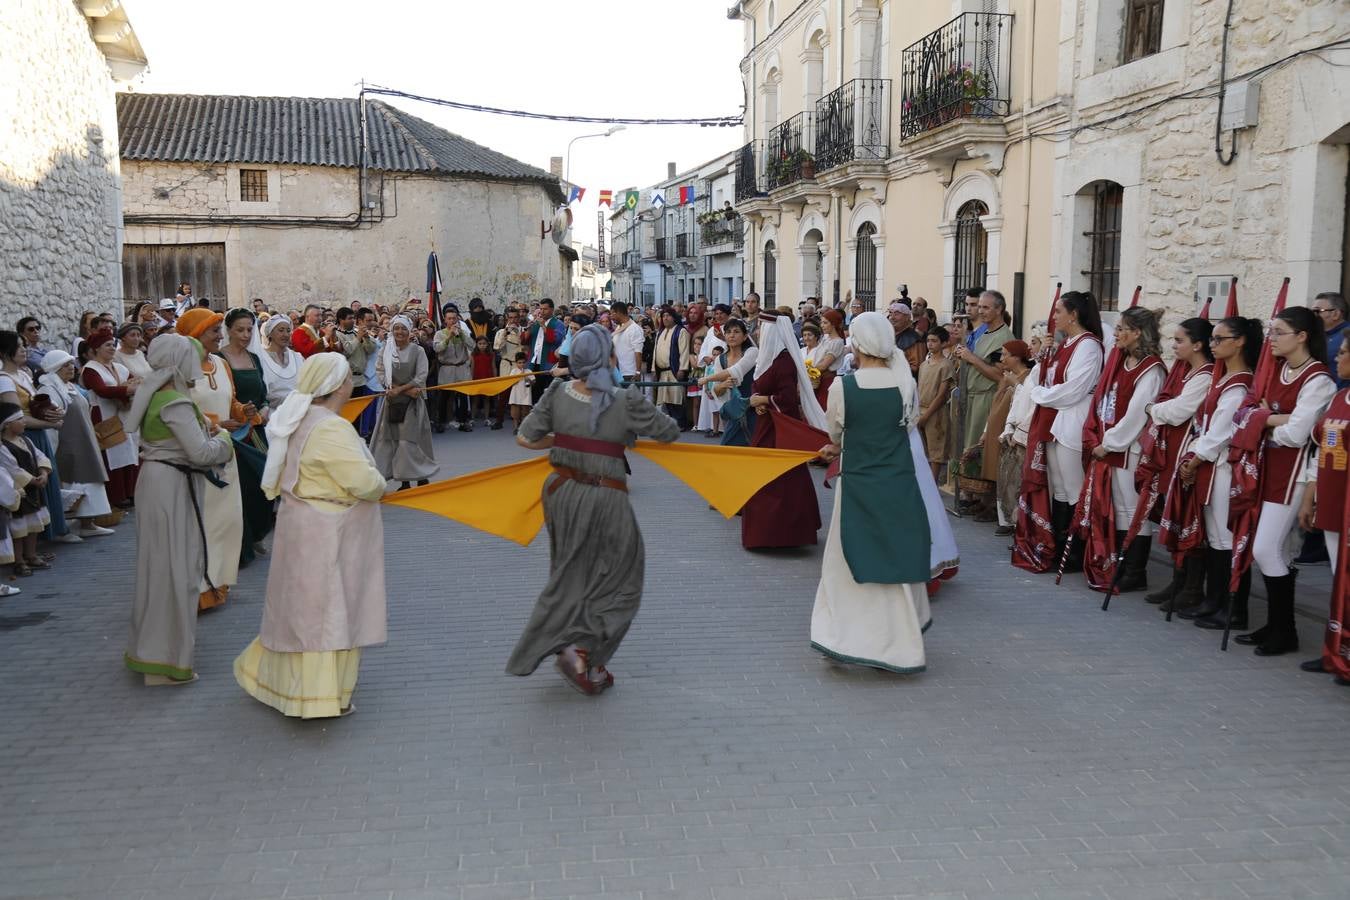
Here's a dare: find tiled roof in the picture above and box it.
[116,93,561,193]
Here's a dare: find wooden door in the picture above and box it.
[122,243,227,311]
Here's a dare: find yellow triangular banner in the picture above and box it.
[631,440,818,518]
[340,394,377,423]
[429,372,530,397]
[380,455,552,546]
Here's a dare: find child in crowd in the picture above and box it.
[0,403,52,579]
[687,334,704,434]
[470,335,495,424]
[916,327,956,484]
[507,352,533,433]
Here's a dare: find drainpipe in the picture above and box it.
[834,0,846,307]
[1016,0,1037,332]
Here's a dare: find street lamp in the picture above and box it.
[565,124,625,186]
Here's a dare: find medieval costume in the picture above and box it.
[810,312,932,673]
[80,331,139,508]
[960,318,1012,452]
[235,354,387,718]
[258,318,300,406]
[718,346,759,448]
[1309,388,1350,681]
[741,315,825,550]
[654,311,692,423]
[370,316,437,485]
[917,348,955,470]
[0,364,68,539]
[124,336,234,683]
[177,311,245,611]
[36,351,111,531]
[998,361,1038,531]
[507,325,680,693]
[217,347,275,568]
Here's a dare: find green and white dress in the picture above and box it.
[810,369,933,673]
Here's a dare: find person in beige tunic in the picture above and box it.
[123,335,234,685]
[234,353,388,718]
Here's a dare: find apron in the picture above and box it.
[85,359,140,471]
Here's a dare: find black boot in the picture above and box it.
[1254,573,1300,655]
[1146,565,1184,605]
[1115,533,1151,593]
[1166,555,1208,616]
[1195,549,1249,630]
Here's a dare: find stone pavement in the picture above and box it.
[1,426,1348,900]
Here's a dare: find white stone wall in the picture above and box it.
[123,162,570,309]
[1059,0,1350,325]
[1,0,125,344]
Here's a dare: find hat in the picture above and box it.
[86,329,115,351]
[116,322,143,339]
[1001,339,1031,361]
[887,302,912,316]
[41,349,75,373]
[175,308,224,339]
[158,298,177,310]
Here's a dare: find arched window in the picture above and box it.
[803,228,824,301]
[1080,181,1123,310]
[763,240,777,306]
[767,1,776,30]
[952,200,989,310]
[854,222,877,311]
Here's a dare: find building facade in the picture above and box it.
[118,94,570,311]
[731,0,1348,331]
[1,0,147,343]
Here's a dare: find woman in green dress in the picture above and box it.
[216,308,275,566]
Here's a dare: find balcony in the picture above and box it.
[700,211,741,251]
[899,12,1012,141]
[814,78,891,172]
[734,141,765,203]
[675,232,693,259]
[766,111,815,191]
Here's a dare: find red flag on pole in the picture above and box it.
[1199,297,1213,321]
[1012,283,1063,573]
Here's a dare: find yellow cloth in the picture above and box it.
[427,372,530,396]
[295,417,388,511]
[382,455,552,545]
[233,637,359,719]
[381,442,820,544]
[631,440,818,518]
[340,394,376,422]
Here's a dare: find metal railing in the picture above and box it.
[813,78,891,172]
[900,12,1012,140]
[734,141,765,202]
[675,232,693,258]
[655,237,671,261]
[700,213,740,249]
[766,111,815,190]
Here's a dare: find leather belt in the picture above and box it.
[548,464,628,495]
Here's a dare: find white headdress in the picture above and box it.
[261,353,350,498]
[847,311,918,425]
[752,314,827,431]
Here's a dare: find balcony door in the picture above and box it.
[952,200,989,309]
[854,223,878,312]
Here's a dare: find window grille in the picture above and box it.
[239,169,268,202]
[1081,182,1123,311]
[952,201,989,309]
[763,241,777,307]
[854,223,877,311]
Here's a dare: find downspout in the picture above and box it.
[834,0,846,307]
[1017,0,1037,321]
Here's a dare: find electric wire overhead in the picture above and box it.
[361,85,742,128]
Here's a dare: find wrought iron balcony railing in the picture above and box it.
[654,237,671,261]
[900,12,1012,140]
[675,232,693,258]
[766,111,815,190]
[813,79,891,172]
[734,141,765,202]
[700,213,740,249]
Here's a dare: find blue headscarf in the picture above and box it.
[569,324,619,433]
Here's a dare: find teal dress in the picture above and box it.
[218,351,275,566]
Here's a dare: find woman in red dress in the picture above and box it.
[741,314,825,549]
[1238,307,1335,656]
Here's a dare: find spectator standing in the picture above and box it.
[916,327,956,484]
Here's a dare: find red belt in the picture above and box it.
[552,432,627,458]
[548,465,628,495]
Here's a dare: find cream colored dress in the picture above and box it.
[187,357,243,605]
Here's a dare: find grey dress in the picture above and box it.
[370,342,437,482]
[506,380,680,675]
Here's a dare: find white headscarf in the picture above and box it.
[847,312,918,424]
[752,315,828,431]
[126,335,204,433]
[36,350,77,410]
[383,315,415,384]
[261,352,350,498]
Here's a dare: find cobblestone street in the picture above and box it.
[1,427,1348,900]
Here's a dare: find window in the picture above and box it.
[763,240,777,307]
[952,200,989,310]
[1123,0,1164,64]
[767,1,776,30]
[854,223,877,311]
[1081,182,1123,310]
[239,168,268,202]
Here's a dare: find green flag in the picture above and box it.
[624,190,638,210]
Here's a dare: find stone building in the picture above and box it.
[730,0,1350,330]
[1,0,147,343]
[117,93,571,311]
[1056,0,1349,319]
[730,0,1064,325]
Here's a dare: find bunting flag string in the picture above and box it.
[340,373,533,423]
[380,440,821,544]
[572,185,699,210]
[598,189,613,208]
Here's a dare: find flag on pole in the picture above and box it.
[598,189,613,207]
[650,188,666,208]
[1199,297,1213,321]
[624,190,638,210]
[567,185,584,204]
[426,251,444,330]
[679,185,696,205]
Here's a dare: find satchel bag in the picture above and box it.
[94,415,127,450]
[385,393,412,424]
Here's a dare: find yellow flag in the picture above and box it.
[380,455,552,546]
[631,440,818,518]
[340,394,377,423]
[429,372,530,397]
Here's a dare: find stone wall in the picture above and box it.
[123,163,570,310]
[1059,0,1349,324]
[0,0,123,345]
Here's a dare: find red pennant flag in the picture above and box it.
[1199,297,1213,321]
[598,189,613,208]
[1251,277,1291,399]
[1223,277,1239,318]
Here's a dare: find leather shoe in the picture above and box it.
[1234,630,1266,646]
[1299,658,1326,673]
[1254,640,1299,657]
[994,525,1014,536]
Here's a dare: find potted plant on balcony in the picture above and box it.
[795,149,816,179]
